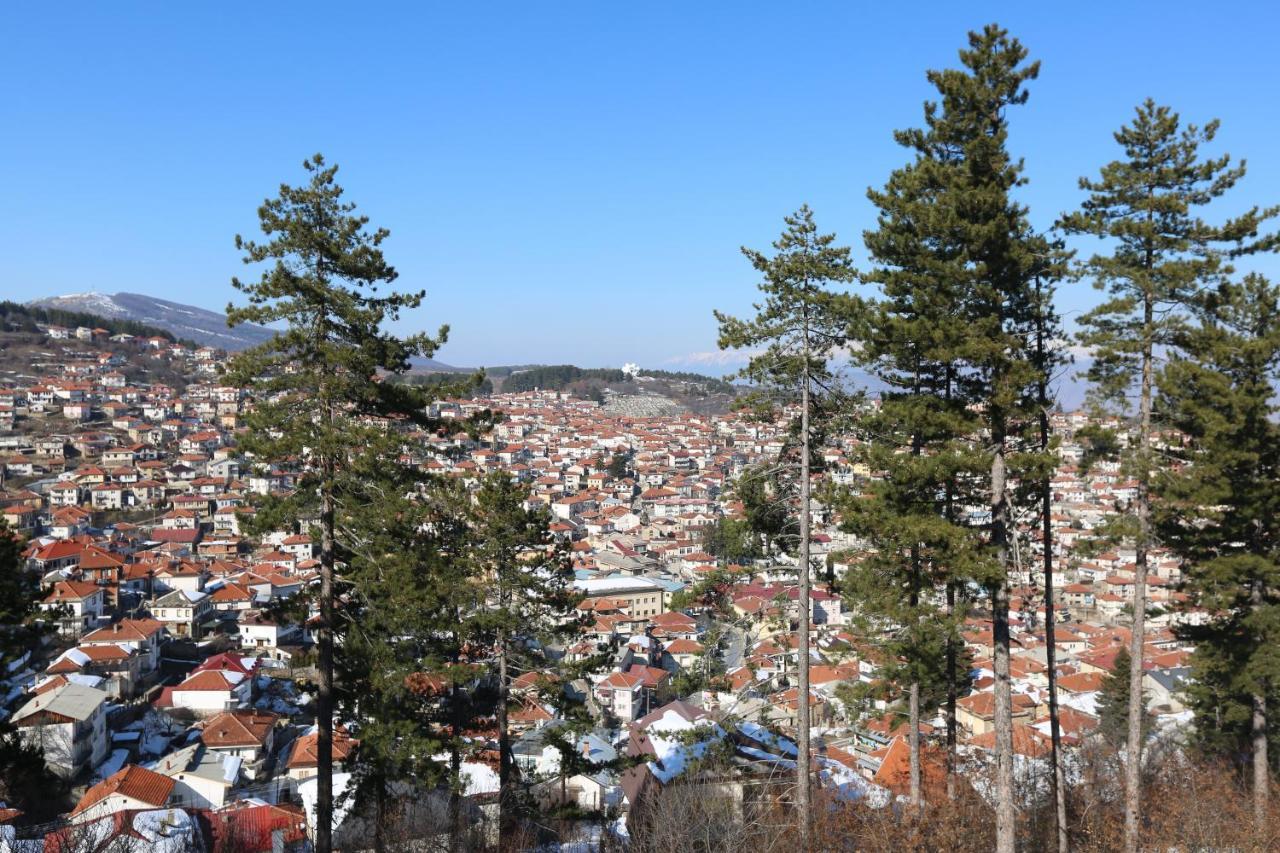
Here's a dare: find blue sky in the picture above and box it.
[3,3,1279,372]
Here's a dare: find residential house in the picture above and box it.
[11,682,110,778]
[151,588,213,639]
[68,765,178,823]
[41,580,106,637]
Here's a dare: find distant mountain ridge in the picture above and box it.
[26,291,457,369]
[29,291,275,351]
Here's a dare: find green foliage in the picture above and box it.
[607,450,631,480]
[1157,274,1280,766]
[844,24,1052,728]
[699,517,761,565]
[0,522,64,817]
[0,522,42,663]
[224,154,451,849]
[465,472,578,649]
[637,368,735,395]
[669,567,737,616]
[1097,647,1147,748]
[733,463,794,555]
[1075,423,1123,474]
[1061,101,1277,418]
[502,365,626,393]
[715,205,855,404]
[397,370,493,396]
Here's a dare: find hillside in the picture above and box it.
[489,364,738,413]
[29,292,275,350]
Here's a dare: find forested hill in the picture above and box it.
[499,364,734,395]
[398,363,739,412]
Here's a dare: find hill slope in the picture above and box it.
[29,292,274,350]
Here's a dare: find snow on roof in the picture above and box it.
[735,720,798,757]
[574,575,665,594]
[645,708,725,784]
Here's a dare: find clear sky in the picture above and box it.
[3,2,1279,372]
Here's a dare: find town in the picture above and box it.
[6,9,1280,853]
[0,316,1202,850]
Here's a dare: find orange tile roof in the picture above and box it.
[71,765,175,816]
[201,710,280,748]
[286,729,358,769]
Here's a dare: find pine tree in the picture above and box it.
[1060,102,1277,850]
[1157,274,1280,827]
[714,205,855,841]
[225,154,447,853]
[1031,250,1072,853]
[859,26,1045,850]
[337,450,477,852]
[0,522,62,818]
[1097,646,1145,748]
[466,472,575,847]
[849,25,1037,804]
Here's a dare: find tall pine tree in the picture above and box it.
[1157,274,1280,827]
[867,27,1046,850]
[465,472,575,847]
[225,154,447,853]
[714,205,854,842]
[1060,102,1277,851]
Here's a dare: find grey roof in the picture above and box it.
[153,588,208,608]
[151,742,241,785]
[1146,667,1192,693]
[12,682,108,724]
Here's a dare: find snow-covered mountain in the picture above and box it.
[29,291,276,350]
[27,291,463,371]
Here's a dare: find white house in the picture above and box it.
[69,765,178,823]
[151,588,213,639]
[11,682,109,778]
[41,580,107,637]
[168,669,252,716]
[594,671,645,721]
[151,742,242,809]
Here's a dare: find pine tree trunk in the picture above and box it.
[497,628,514,848]
[1123,298,1154,853]
[909,680,921,810]
[1254,690,1269,828]
[1254,580,1269,829]
[1037,286,1068,853]
[374,780,388,853]
[946,582,958,801]
[909,543,922,813]
[992,445,1016,853]
[796,314,813,847]
[450,683,464,853]
[1044,461,1068,853]
[316,460,335,853]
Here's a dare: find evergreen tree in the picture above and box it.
[1031,250,1073,853]
[225,154,447,853]
[714,205,855,841]
[1097,647,1146,748]
[734,462,793,555]
[1157,274,1280,826]
[0,522,62,818]
[607,451,631,480]
[858,26,1046,850]
[465,472,575,847]
[848,24,1044,803]
[700,516,760,565]
[1060,101,1277,850]
[337,454,476,852]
